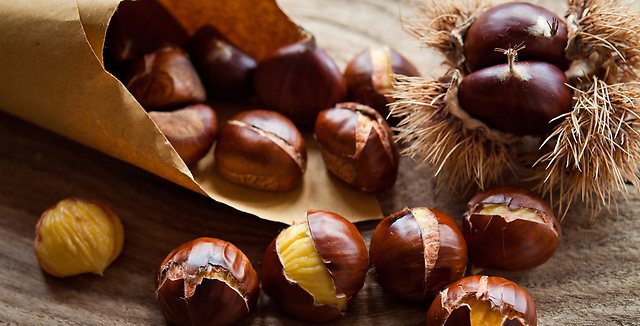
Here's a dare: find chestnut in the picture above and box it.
[148,104,218,166]
[369,207,467,303]
[261,210,369,323]
[156,237,260,326]
[314,102,399,193]
[344,44,420,121]
[253,33,347,125]
[125,44,206,110]
[187,26,257,101]
[463,185,561,271]
[214,110,307,192]
[457,46,573,136]
[464,2,570,72]
[427,275,537,326]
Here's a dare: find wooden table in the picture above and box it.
[1,0,639,325]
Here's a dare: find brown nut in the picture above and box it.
[125,44,206,110]
[344,44,420,121]
[369,207,467,303]
[427,275,537,326]
[261,210,369,323]
[156,237,260,326]
[463,185,561,271]
[315,102,399,193]
[253,33,347,125]
[214,110,307,192]
[33,198,124,277]
[148,104,218,166]
[187,25,257,101]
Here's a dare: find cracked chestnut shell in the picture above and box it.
[215,110,307,192]
[261,210,369,323]
[156,237,259,326]
[315,102,400,193]
[427,275,537,326]
[463,185,561,271]
[369,207,467,303]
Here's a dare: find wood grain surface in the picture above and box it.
[1,0,639,325]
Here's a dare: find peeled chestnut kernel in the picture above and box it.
[464,2,570,72]
[187,25,257,101]
[156,237,259,326]
[369,207,467,302]
[315,102,399,193]
[125,44,206,110]
[457,46,572,136]
[344,44,420,120]
[261,210,369,323]
[148,104,218,166]
[33,198,124,277]
[215,110,307,192]
[427,275,537,326]
[463,185,561,271]
[253,32,347,125]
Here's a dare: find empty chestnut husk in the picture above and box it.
[427,275,537,326]
[369,207,467,303]
[463,185,561,271]
[125,44,206,110]
[214,110,307,192]
[315,102,399,193]
[148,103,218,166]
[156,237,260,326]
[261,210,369,323]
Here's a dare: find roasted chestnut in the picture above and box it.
[125,44,206,110]
[214,110,307,192]
[464,2,570,72]
[463,185,561,271]
[156,237,260,326]
[261,210,369,323]
[253,33,347,125]
[369,207,467,303]
[148,103,218,166]
[427,275,537,326]
[315,102,399,193]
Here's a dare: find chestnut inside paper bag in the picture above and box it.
[0,0,384,224]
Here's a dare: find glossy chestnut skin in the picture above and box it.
[253,33,347,125]
[464,2,570,72]
[261,210,369,323]
[369,207,467,302]
[187,26,257,101]
[463,185,561,271]
[427,275,537,326]
[215,110,307,192]
[457,59,572,136]
[125,45,206,110]
[156,237,260,326]
[148,104,218,166]
[315,103,399,193]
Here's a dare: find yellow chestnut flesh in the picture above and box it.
[33,198,124,277]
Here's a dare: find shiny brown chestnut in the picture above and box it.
[215,110,307,192]
[427,275,537,326]
[464,2,570,72]
[148,104,218,166]
[457,46,572,136]
[315,102,399,193]
[463,185,561,271]
[344,44,420,120]
[261,210,369,323]
[156,237,260,326]
[369,207,467,303]
[187,26,257,101]
[253,33,347,125]
[125,44,206,110]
